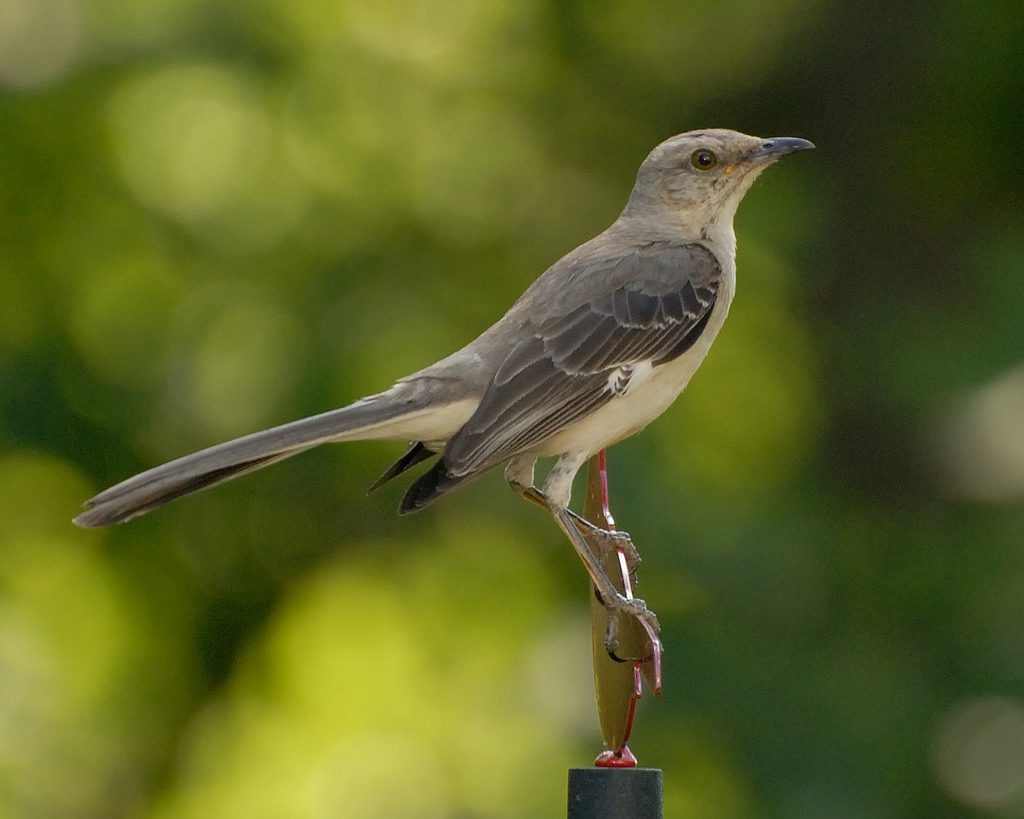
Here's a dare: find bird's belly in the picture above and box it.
[532,352,705,458]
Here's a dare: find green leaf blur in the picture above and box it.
[2,1,1022,816]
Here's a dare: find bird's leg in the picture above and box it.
[547,503,660,654]
[506,459,634,555]
[505,457,659,653]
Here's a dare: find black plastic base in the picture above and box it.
[567,767,663,819]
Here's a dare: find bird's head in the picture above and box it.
[622,129,814,234]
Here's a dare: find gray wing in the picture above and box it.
[399,241,720,511]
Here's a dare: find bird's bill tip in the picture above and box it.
[753,136,816,160]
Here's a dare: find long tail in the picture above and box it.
[73,389,457,528]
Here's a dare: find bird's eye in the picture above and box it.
[690,149,718,170]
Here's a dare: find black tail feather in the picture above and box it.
[368,442,435,492]
[399,459,472,514]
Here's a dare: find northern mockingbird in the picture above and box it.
[74,129,813,638]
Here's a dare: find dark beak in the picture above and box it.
[752,136,815,162]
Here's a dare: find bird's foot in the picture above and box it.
[599,588,661,658]
[576,519,641,572]
[510,479,660,657]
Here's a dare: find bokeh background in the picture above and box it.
[2,0,1023,816]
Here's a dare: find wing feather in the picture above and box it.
[440,241,721,478]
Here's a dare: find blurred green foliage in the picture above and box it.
[2,0,1023,816]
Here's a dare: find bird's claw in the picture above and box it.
[601,592,660,656]
[588,526,640,570]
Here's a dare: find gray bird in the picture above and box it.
[74,129,813,636]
